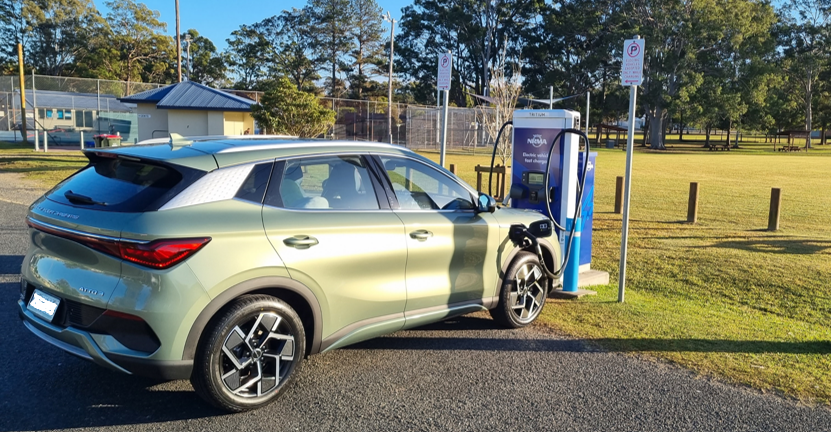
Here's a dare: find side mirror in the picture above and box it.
[477,193,497,213]
[528,219,553,238]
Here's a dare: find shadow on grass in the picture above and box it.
[706,238,831,255]
[345,316,830,355]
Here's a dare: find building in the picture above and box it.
[2,89,134,135]
[119,81,256,142]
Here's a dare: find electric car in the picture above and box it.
[18,137,561,412]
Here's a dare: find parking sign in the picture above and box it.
[621,39,644,86]
[437,52,452,90]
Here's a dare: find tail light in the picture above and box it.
[27,218,210,269]
[118,238,211,269]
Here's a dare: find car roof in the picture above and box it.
[91,136,422,171]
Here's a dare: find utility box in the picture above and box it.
[578,152,597,271]
[94,134,122,148]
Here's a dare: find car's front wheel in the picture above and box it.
[191,294,305,412]
[491,251,549,328]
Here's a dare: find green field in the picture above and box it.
[422,142,831,405]
[0,142,87,186]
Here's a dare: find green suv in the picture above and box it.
[19,138,560,411]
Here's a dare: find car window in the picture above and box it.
[380,156,475,210]
[47,154,195,212]
[265,155,380,210]
[235,162,274,204]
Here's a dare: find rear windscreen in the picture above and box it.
[48,155,201,212]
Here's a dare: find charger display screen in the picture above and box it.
[527,172,545,185]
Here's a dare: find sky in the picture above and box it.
[96,0,412,52]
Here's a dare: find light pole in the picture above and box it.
[184,34,192,81]
[383,11,397,144]
[175,0,181,82]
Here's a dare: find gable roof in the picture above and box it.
[119,81,255,112]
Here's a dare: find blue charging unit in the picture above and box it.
[509,110,602,295]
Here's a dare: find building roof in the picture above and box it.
[14,89,132,112]
[119,81,255,112]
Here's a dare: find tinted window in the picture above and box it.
[235,162,274,204]
[380,157,474,210]
[48,155,193,212]
[265,155,379,210]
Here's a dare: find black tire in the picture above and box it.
[490,251,549,328]
[191,294,305,412]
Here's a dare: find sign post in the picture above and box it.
[437,51,452,167]
[618,36,644,303]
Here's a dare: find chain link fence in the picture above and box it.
[0,75,163,144]
[1,75,500,155]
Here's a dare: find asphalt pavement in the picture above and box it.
[1,197,830,432]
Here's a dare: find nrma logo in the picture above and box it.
[528,134,547,148]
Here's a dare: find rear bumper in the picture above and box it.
[19,301,192,380]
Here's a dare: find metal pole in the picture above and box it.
[17,43,28,144]
[549,86,553,109]
[440,90,449,167]
[585,91,590,137]
[618,83,637,303]
[176,0,182,82]
[384,12,397,144]
[33,70,39,150]
[97,80,100,133]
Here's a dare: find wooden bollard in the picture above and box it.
[687,182,699,223]
[614,176,624,214]
[768,188,781,231]
[449,164,456,174]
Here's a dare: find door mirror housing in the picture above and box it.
[477,193,497,213]
[528,219,553,238]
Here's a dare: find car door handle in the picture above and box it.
[410,230,433,241]
[283,235,319,249]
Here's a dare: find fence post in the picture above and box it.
[614,176,624,214]
[687,182,699,223]
[43,129,48,152]
[768,188,781,231]
[449,164,456,174]
[80,131,84,150]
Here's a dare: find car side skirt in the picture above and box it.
[319,297,498,353]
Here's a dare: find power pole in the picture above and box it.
[384,12,397,144]
[176,0,182,82]
[17,43,27,144]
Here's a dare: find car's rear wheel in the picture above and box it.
[490,251,549,328]
[191,294,305,412]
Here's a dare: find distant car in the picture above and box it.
[19,137,560,412]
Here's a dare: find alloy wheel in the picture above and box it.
[510,262,547,324]
[220,312,295,398]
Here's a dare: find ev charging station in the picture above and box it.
[509,109,607,296]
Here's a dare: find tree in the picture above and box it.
[180,29,228,87]
[88,0,175,90]
[522,0,627,121]
[347,0,384,99]
[225,24,268,90]
[479,49,522,165]
[395,0,539,106]
[308,0,355,97]
[251,77,336,137]
[779,0,831,149]
[253,9,321,92]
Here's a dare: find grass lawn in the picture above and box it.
[421,140,831,405]
[0,141,87,187]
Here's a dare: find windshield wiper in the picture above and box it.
[64,190,107,206]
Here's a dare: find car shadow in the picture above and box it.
[0,255,24,275]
